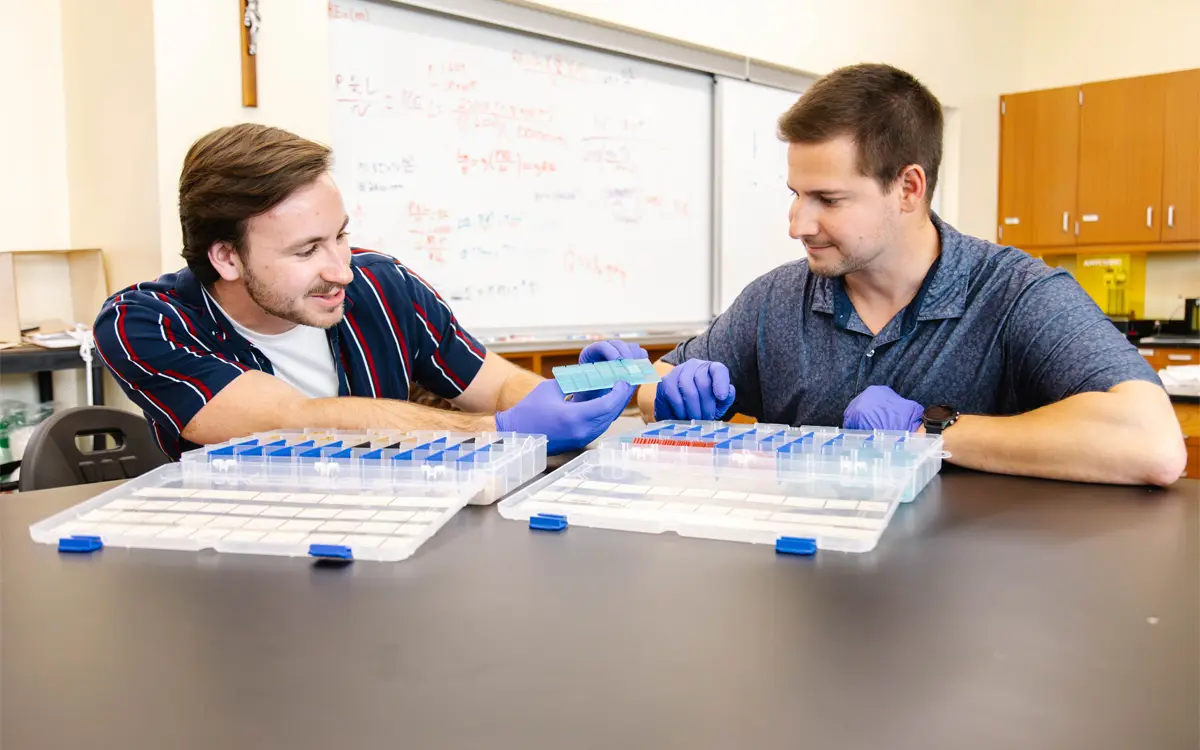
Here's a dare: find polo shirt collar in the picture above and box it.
[917,213,968,321]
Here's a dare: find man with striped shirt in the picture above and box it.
[94,124,636,460]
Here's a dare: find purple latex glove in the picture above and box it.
[579,339,650,365]
[653,359,737,421]
[496,379,633,455]
[573,339,651,402]
[843,385,924,432]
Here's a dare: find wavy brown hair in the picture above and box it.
[178,123,332,284]
[778,63,943,204]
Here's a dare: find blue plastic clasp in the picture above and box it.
[775,536,818,556]
[529,513,568,531]
[58,534,104,554]
[308,543,353,560]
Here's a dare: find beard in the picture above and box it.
[807,250,877,278]
[805,241,890,279]
[244,265,345,329]
[805,213,898,279]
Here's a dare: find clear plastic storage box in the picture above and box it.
[179,428,547,505]
[31,428,547,562]
[498,420,944,553]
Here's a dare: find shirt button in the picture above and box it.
[866,349,875,358]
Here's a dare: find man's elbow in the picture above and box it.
[1132,431,1187,487]
[1104,383,1187,486]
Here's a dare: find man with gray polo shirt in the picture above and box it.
[592,63,1185,486]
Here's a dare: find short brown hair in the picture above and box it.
[778,63,943,204]
[179,123,333,285]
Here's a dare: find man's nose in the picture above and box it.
[789,198,818,240]
[325,257,354,286]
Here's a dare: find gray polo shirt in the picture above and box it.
[664,214,1161,425]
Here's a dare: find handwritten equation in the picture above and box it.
[445,279,539,303]
[565,251,629,285]
[329,0,715,328]
[334,74,392,118]
[391,203,535,266]
[456,150,557,177]
[510,50,636,87]
[328,1,370,23]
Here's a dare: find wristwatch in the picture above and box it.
[921,404,959,434]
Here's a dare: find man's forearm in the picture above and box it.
[290,396,496,433]
[496,367,543,412]
[182,370,496,446]
[940,382,1186,486]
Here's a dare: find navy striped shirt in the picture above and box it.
[93,249,487,460]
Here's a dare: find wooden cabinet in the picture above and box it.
[997,87,1079,247]
[1162,69,1200,242]
[1172,401,1199,480]
[998,68,1200,255]
[1137,346,1199,371]
[1076,75,1167,245]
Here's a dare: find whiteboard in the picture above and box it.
[329,0,713,334]
[715,76,811,314]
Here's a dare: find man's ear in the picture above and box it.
[896,164,928,214]
[209,241,243,282]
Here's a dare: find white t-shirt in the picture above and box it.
[212,299,339,399]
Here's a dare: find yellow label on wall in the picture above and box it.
[1073,254,1146,318]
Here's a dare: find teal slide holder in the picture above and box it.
[552,359,661,394]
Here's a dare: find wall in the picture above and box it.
[0,0,71,254]
[58,0,163,410]
[1010,0,1200,320]
[1047,256,1199,320]
[519,0,1020,242]
[0,0,84,408]
[152,0,332,274]
[136,0,1200,315]
[142,0,1018,260]
[62,0,162,294]
[5,0,1193,418]
[1143,255,1200,319]
[0,0,71,330]
[1013,0,1200,92]
[143,0,1195,315]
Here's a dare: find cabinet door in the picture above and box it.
[1162,348,1199,366]
[1162,69,1200,242]
[997,87,1079,247]
[1077,75,1167,244]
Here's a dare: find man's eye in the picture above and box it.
[820,197,841,207]
[299,246,318,257]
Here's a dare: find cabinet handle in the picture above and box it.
[1062,211,1069,232]
[1167,205,1175,228]
[1074,220,1079,237]
[1146,206,1153,228]
[1167,353,1194,362]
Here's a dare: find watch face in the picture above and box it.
[924,404,955,423]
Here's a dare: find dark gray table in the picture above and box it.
[2,471,1197,749]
